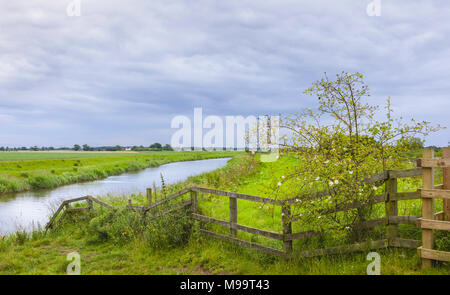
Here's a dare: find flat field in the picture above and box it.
[0,151,237,194]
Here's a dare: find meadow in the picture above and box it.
[0,151,237,194]
[0,152,449,275]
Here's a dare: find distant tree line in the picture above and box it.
[72,143,174,151]
[0,137,436,153]
[0,146,58,151]
[0,143,174,152]
[130,143,173,151]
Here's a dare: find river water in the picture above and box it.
[0,157,230,235]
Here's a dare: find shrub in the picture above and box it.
[27,174,60,189]
[87,212,113,244]
[86,206,194,249]
[0,177,19,193]
[143,208,193,249]
[270,72,443,233]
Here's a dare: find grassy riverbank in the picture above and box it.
[0,151,237,194]
[0,153,449,275]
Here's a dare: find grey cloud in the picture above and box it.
[0,0,449,146]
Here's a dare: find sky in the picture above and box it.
[0,0,449,147]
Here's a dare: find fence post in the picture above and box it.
[88,199,93,210]
[421,148,435,269]
[146,188,152,207]
[229,195,238,238]
[282,204,293,255]
[385,171,398,243]
[443,148,450,221]
[191,191,198,214]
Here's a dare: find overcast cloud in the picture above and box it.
[0,0,449,147]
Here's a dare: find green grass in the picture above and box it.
[2,222,448,275]
[0,151,238,194]
[0,151,144,161]
[0,152,449,275]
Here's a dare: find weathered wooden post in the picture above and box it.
[191,190,198,214]
[88,199,93,210]
[146,188,152,207]
[421,148,435,269]
[443,147,450,221]
[229,194,238,238]
[385,171,398,243]
[282,204,293,255]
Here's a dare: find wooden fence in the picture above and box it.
[45,195,113,230]
[46,149,450,267]
[417,148,450,268]
[47,170,425,257]
[188,169,425,258]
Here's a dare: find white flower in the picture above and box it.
[334,179,339,185]
[295,198,300,202]
[328,196,332,199]
[281,213,285,216]
[315,176,320,181]
[329,181,334,186]
[324,160,329,164]
[349,171,353,175]
[373,186,378,191]
[318,216,322,219]
[281,176,285,179]
[299,214,303,217]
[277,182,282,187]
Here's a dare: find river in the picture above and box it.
[0,157,230,235]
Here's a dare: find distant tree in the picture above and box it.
[162,144,173,151]
[0,147,4,151]
[73,144,81,151]
[31,146,38,151]
[407,137,425,150]
[425,145,441,152]
[150,143,162,149]
[82,144,91,151]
